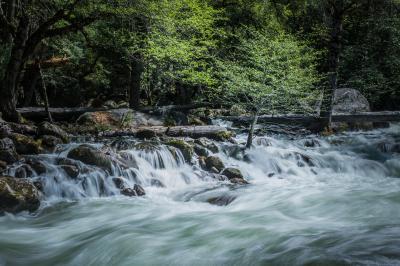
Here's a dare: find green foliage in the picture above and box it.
[216,28,320,114]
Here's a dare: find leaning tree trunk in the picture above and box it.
[129,54,144,110]
[21,64,41,106]
[246,111,259,149]
[320,5,344,130]
[38,64,53,123]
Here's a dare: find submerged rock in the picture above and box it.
[67,145,112,172]
[207,195,236,206]
[150,179,165,188]
[121,184,146,197]
[0,176,40,213]
[112,177,125,189]
[38,122,69,143]
[205,156,225,172]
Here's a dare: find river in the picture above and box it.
[1,125,399,265]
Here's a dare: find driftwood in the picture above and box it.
[100,126,230,140]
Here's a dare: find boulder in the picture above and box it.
[0,122,12,138]
[121,184,146,197]
[112,177,125,189]
[0,138,19,163]
[10,133,41,155]
[194,144,209,157]
[7,122,37,135]
[60,165,80,179]
[205,156,225,172]
[136,129,158,139]
[40,135,63,149]
[38,122,69,143]
[165,139,194,163]
[0,160,7,173]
[0,176,40,213]
[25,158,47,175]
[67,145,112,172]
[195,138,219,153]
[221,168,244,180]
[14,165,34,179]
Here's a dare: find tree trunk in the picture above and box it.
[0,16,30,122]
[38,64,53,123]
[320,3,344,129]
[21,64,41,106]
[246,112,259,149]
[129,55,144,110]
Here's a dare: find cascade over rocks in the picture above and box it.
[67,145,113,172]
[121,184,146,197]
[195,137,219,153]
[205,156,225,172]
[221,168,244,180]
[165,139,194,163]
[0,176,40,213]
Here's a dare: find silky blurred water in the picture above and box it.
[1,125,400,266]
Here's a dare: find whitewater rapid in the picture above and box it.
[0,125,399,265]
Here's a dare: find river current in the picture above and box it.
[1,125,400,266]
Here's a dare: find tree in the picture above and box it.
[0,0,104,122]
[217,28,319,148]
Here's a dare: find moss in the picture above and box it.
[216,131,233,141]
[166,139,194,163]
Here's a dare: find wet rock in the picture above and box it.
[38,122,69,143]
[7,123,37,135]
[377,142,400,153]
[10,133,41,155]
[25,158,47,175]
[210,173,227,181]
[207,195,236,206]
[230,178,249,185]
[121,184,146,197]
[60,165,79,179]
[255,137,272,146]
[112,177,125,189]
[0,138,19,163]
[165,139,194,163]
[110,138,136,151]
[221,168,244,180]
[56,157,80,168]
[14,165,34,179]
[0,176,40,213]
[150,179,165,188]
[194,144,209,157]
[294,152,315,167]
[198,156,207,169]
[67,145,112,172]
[136,129,157,139]
[0,122,12,138]
[40,135,63,150]
[103,100,118,109]
[0,160,7,173]
[195,138,219,153]
[304,139,320,148]
[205,156,225,172]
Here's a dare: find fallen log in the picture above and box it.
[139,103,217,115]
[217,111,400,129]
[99,126,232,141]
[18,107,108,122]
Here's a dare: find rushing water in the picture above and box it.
[1,125,400,266]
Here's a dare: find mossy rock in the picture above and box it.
[165,139,194,163]
[215,131,233,141]
[10,133,41,155]
[0,176,40,213]
[0,138,19,163]
[67,145,112,172]
[38,122,69,143]
[221,167,244,180]
[205,156,225,172]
